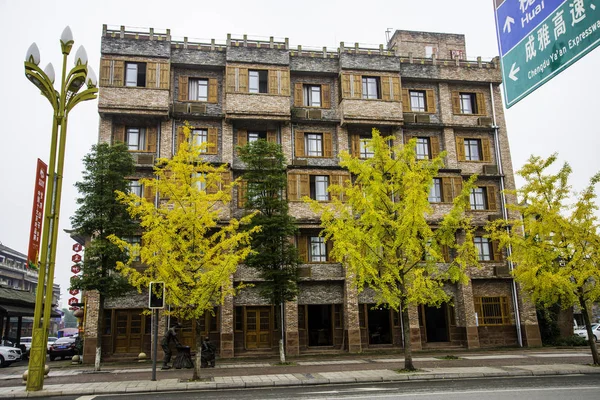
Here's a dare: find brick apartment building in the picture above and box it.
[81,25,542,362]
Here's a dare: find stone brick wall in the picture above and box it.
[171,48,226,66]
[99,87,170,114]
[102,37,171,57]
[389,30,467,59]
[226,47,290,65]
[290,56,339,73]
[297,282,344,304]
[225,93,290,117]
[341,99,403,124]
[173,68,224,116]
[340,53,400,72]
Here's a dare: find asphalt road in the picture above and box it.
[40,374,600,400]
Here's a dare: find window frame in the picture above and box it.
[128,180,143,198]
[428,178,442,203]
[125,62,146,87]
[359,137,374,159]
[248,131,267,143]
[126,127,146,151]
[188,78,209,101]
[303,84,322,107]
[362,76,380,99]
[470,187,487,210]
[309,236,327,262]
[249,70,268,94]
[192,128,209,153]
[305,133,324,157]
[474,236,492,261]
[415,137,431,160]
[459,92,476,114]
[310,175,330,201]
[464,139,482,161]
[409,90,426,112]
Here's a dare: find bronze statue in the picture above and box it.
[161,323,182,370]
[201,336,216,368]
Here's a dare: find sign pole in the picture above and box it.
[152,308,158,381]
[148,282,164,381]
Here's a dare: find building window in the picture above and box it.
[309,236,327,262]
[310,175,329,201]
[459,93,476,114]
[304,85,321,107]
[416,137,430,160]
[192,172,207,192]
[126,127,146,151]
[188,78,208,101]
[249,70,268,93]
[410,90,426,112]
[474,297,510,325]
[474,236,492,261]
[428,178,442,203]
[124,236,141,262]
[125,62,146,87]
[248,131,267,143]
[128,180,143,197]
[362,76,380,99]
[359,138,374,159]
[470,187,487,210]
[192,129,208,153]
[464,139,482,161]
[305,133,323,157]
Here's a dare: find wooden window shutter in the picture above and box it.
[353,75,362,98]
[178,76,189,101]
[159,63,170,89]
[402,88,410,112]
[237,180,247,207]
[100,59,112,87]
[280,70,290,96]
[294,83,303,107]
[381,76,391,101]
[113,125,125,144]
[492,240,502,261]
[391,77,401,101]
[456,137,466,161]
[441,245,450,262]
[425,89,436,113]
[226,67,236,93]
[404,135,415,145]
[323,132,333,158]
[146,126,157,153]
[207,128,218,155]
[475,92,486,115]
[451,91,461,114]
[267,130,277,143]
[350,134,360,157]
[208,78,218,103]
[482,138,492,162]
[146,62,157,88]
[299,174,310,198]
[176,126,186,151]
[442,178,453,203]
[112,60,124,87]
[452,178,463,200]
[430,136,440,159]
[295,131,305,157]
[269,70,279,95]
[321,84,331,108]
[238,68,248,92]
[297,236,308,263]
[486,186,497,211]
[287,173,299,201]
[326,239,334,262]
[341,74,351,99]
[143,185,156,203]
[237,129,247,147]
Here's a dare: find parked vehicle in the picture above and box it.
[48,336,77,361]
[47,336,58,352]
[574,323,600,342]
[0,345,22,367]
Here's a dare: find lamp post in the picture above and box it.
[24,26,97,391]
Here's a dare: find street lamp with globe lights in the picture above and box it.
[24,26,97,392]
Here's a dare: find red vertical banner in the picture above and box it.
[27,159,48,270]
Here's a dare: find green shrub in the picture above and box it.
[552,335,588,346]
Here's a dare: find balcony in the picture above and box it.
[225,93,290,120]
[99,87,170,116]
[340,99,403,126]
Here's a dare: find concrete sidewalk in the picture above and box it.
[1,350,599,398]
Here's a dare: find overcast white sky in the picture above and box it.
[1,0,599,308]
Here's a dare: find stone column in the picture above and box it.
[408,305,422,350]
[221,121,234,166]
[344,274,361,353]
[458,281,480,349]
[284,300,299,356]
[515,283,542,347]
[82,290,99,364]
[220,291,235,358]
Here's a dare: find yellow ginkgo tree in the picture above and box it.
[110,125,258,379]
[488,154,600,365]
[308,129,479,371]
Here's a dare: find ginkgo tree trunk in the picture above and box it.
[308,129,480,371]
[488,154,600,365]
[110,125,258,380]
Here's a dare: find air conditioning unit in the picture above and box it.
[135,153,155,166]
[483,164,499,175]
[415,114,431,123]
[189,103,207,114]
[298,266,312,278]
[403,113,416,123]
[494,266,510,277]
[478,117,493,126]
[292,159,308,166]
[308,109,322,119]
[292,108,307,119]
[173,102,189,114]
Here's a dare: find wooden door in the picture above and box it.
[114,310,143,354]
[245,307,271,349]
